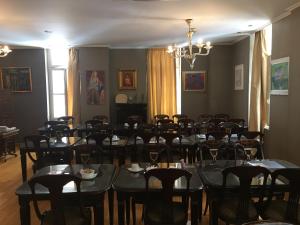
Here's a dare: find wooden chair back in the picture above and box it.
[144,168,192,224]
[215,113,230,121]
[267,168,300,224]
[57,116,75,125]
[28,174,85,225]
[221,166,270,224]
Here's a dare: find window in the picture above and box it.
[46,48,68,119]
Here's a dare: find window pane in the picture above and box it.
[53,94,66,118]
[52,70,65,94]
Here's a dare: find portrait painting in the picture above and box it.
[86,70,105,105]
[118,69,137,90]
[1,67,32,92]
[183,71,206,91]
[271,57,289,95]
[234,64,244,90]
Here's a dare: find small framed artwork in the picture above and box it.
[1,67,32,92]
[118,69,137,90]
[271,57,289,95]
[234,64,244,90]
[86,70,105,105]
[183,71,206,91]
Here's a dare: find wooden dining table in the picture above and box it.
[16,164,116,225]
[198,159,299,225]
[112,162,203,225]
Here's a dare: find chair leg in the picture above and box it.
[203,200,209,215]
[131,199,136,225]
[126,198,130,225]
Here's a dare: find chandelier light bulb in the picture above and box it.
[0,45,12,57]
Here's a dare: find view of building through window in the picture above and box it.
[47,48,68,119]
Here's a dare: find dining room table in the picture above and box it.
[198,159,299,225]
[16,164,116,225]
[112,162,203,225]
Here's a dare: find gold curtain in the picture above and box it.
[147,48,177,122]
[249,30,270,132]
[67,48,81,124]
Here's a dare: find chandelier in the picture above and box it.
[167,19,213,70]
[0,45,12,57]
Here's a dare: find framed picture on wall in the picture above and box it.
[182,71,206,91]
[86,70,105,105]
[0,67,32,92]
[118,69,137,90]
[271,57,289,95]
[234,64,244,90]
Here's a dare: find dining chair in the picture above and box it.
[260,168,300,224]
[197,114,213,123]
[50,124,72,138]
[127,115,143,127]
[28,174,91,225]
[86,132,113,164]
[159,122,180,134]
[44,121,66,137]
[159,132,184,162]
[213,166,270,225]
[214,113,230,121]
[73,144,101,164]
[156,118,174,127]
[24,135,72,173]
[197,139,229,162]
[172,114,188,123]
[143,168,192,225]
[209,118,227,126]
[154,114,169,122]
[235,139,264,160]
[219,121,241,141]
[178,118,195,136]
[57,116,75,125]
[92,115,109,123]
[238,131,265,159]
[228,118,246,129]
[131,130,170,225]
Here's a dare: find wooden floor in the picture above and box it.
[0,149,211,225]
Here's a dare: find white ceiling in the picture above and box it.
[0,0,299,48]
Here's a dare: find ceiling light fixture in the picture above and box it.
[0,45,12,57]
[167,19,213,70]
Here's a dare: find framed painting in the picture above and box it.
[183,71,206,91]
[234,64,244,90]
[86,70,105,105]
[271,57,289,95]
[1,67,32,92]
[118,69,137,90]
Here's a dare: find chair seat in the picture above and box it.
[145,201,187,225]
[261,200,300,223]
[42,207,91,225]
[217,198,258,223]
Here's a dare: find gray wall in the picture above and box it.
[181,46,233,120]
[264,7,300,165]
[231,37,250,120]
[0,49,47,138]
[78,47,110,122]
[109,49,147,123]
[181,55,209,120]
[207,45,233,115]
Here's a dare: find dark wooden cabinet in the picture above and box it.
[116,103,147,124]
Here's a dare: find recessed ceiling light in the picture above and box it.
[248,24,253,27]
